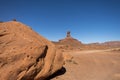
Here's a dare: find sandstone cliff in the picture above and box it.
[0,21,64,80]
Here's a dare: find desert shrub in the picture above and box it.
[12,19,17,21]
[0,21,3,23]
[66,45,69,48]
[66,59,78,65]
[66,59,72,62]
[72,61,78,65]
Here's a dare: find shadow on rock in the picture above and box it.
[46,67,66,80]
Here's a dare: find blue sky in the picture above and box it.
[0,0,120,43]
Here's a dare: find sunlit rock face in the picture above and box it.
[0,21,64,80]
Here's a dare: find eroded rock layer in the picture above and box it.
[0,21,64,80]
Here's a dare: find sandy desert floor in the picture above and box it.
[50,49,120,80]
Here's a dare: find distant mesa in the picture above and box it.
[102,41,120,47]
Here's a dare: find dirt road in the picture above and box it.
[51,49,120,80]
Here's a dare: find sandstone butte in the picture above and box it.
[0,21,64,80]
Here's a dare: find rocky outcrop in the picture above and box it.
[59,31,82,47]
[0,21,64,80]
[53,31,83,50]
[59,37,82,47]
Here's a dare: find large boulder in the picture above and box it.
[0,21,64,80]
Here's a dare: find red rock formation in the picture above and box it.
[0,21,64,80]
[56,31,83,50]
